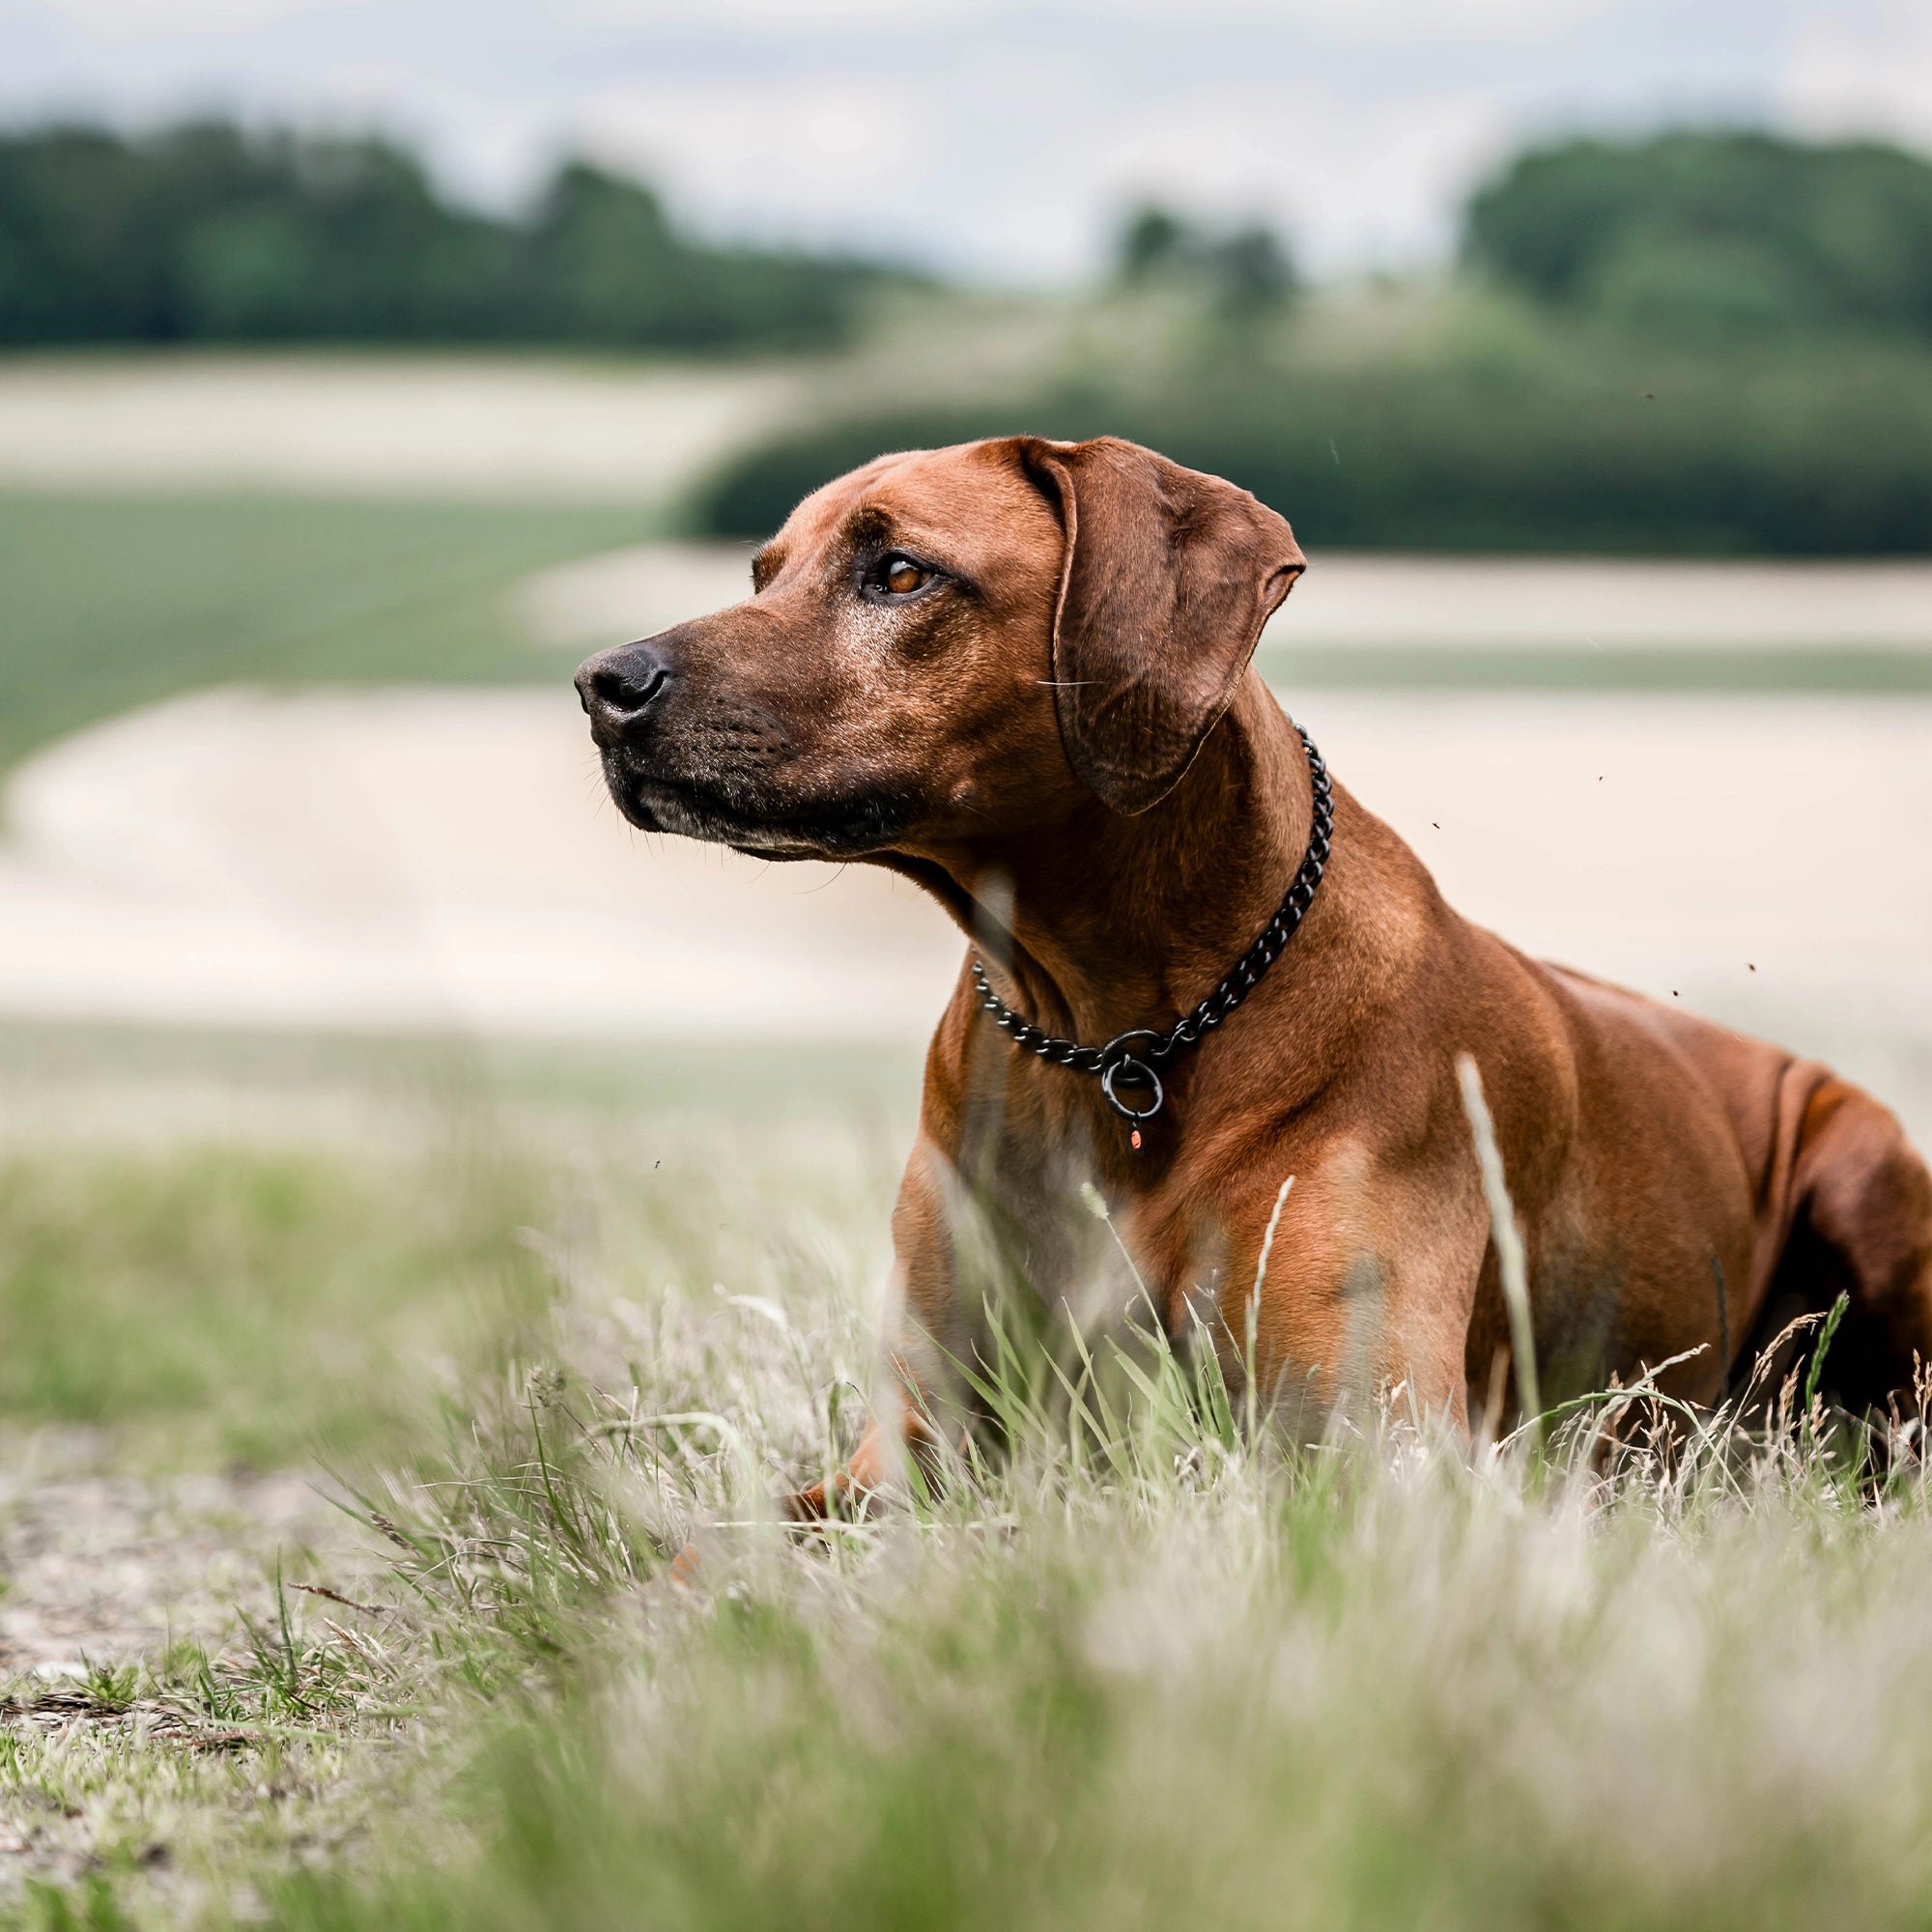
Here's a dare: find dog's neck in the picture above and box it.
[915,672,1315,1048]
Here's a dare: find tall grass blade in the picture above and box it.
[1456,1053,1542,1435]
[1247,1174,1294,1445]
[1803,1290,1851,1418]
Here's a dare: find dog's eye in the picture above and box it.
[864,553,938,602]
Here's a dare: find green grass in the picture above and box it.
[1265,641,1932,693]
[0,1030,917,1473]
[274,1444,1932,1932]
[8,1038,1932,1929]
[0,1137,550,1469]
[0,1019,923,1128]
[0,492,645,776]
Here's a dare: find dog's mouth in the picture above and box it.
[600,751,915,860]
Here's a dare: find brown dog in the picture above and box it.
[578,435,1932,1493]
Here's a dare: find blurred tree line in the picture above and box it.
[701,129,1932,554]
[0,120,905,351]
[696,340,1932,556]
[9,117,1931,553]
[1466,130,1932,343]
[1115,205,1297,313]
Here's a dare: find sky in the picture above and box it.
[3,0,1930,281]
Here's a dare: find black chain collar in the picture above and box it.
[970,723,1333,1151]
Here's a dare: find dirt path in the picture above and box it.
[0,1463,357,1678]
[0,1456,386,1905]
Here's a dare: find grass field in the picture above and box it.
[1259,641,1932,693]
[2,370,1930,1925]
[7,1036,1932,1929]
[0,493,645,777]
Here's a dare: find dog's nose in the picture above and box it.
[576,643,672,736]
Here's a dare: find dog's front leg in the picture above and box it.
[785,1134,963,1520]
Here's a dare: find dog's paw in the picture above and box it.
[783,1476,885,1528]
[783,1480,830,1522]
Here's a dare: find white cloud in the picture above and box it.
[27,0,310,36]
[2,0,1927,278]
[1779,0,1932,151]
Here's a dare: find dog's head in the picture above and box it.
[577,436,1304,859]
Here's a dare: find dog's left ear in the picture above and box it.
[1016,436,1305,815]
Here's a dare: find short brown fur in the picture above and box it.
[577,437,1932,1502]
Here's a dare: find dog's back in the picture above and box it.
[1537,959,1932,1406]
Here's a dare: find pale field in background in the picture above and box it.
[0,355,805,504]
[524,542,1932,655]
[4,680,1929,1137]
[0,355,1926,1129]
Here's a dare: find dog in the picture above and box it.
[578,435,1932,1500]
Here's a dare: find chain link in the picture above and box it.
[970,724,1333,1133]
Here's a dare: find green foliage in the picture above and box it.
[1463,129,1932,343]
[1115,201,1297,312]
[689,128,1932,556]
[693,321,1932,554]
[524,163,867,352]
[0,121,909,352]
[0,493,641,775]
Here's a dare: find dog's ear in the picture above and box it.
[1015,436,1304,815]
